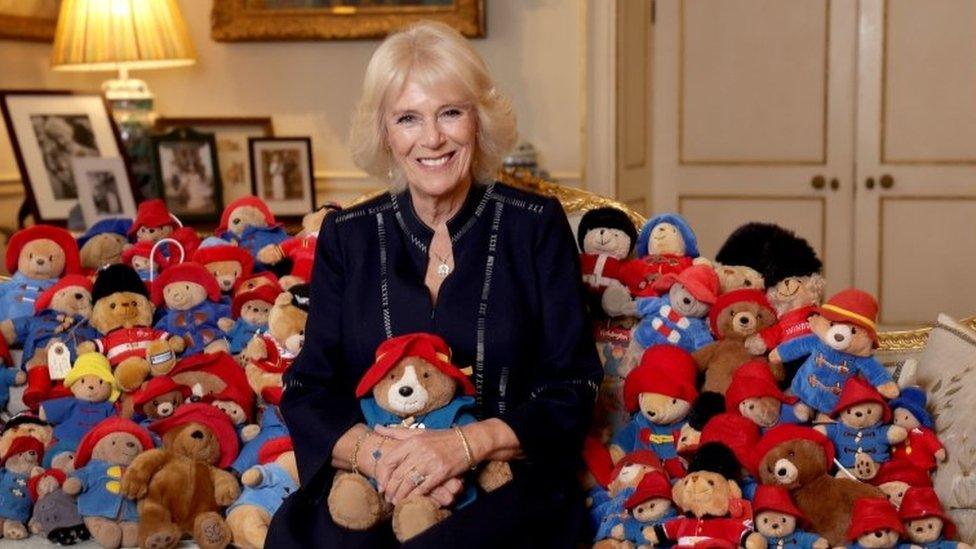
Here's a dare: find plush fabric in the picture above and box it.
[0,273,58,321]
[227,462,297,517]
[72,459,139,521]
[42,398,116,447]
[0,469,33,522]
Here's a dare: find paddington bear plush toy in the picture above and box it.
[631,264,719,354]
[226,436,298,549]
[0,225,81,321]
[243,284,308,405]
[0,436,45,539]
[128,199,178,244]
[725,360,798,431]
[151,262,232,356]
[751,485,828,549]
[121,240,168,282]
[257,205,337,288]
[590,451,668,548]
[898,487,971,549]
[770,288,899,422]
[223,283,280,356]
[193,237,255,297]
[889,386,947,473]
[846,497,905,549]
[328,333,511,542]
[872,459,934,509]
[619,212,704,298]
[76,218,132,274]
[216,197,288,272]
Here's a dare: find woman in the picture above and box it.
[268,21,602,548]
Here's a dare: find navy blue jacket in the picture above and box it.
[281,181,603,502]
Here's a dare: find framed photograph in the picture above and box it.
[0,1,59,41]
[248,137,315,217]
[0,90,127,223]
[155,117,274,205]
[151,128,223,222]
[211,0,484,41]
[72,156,138,226]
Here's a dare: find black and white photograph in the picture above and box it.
[151,128,223,222]
[249,136,315,217]
[0,91,124,222]
[72,156,138,226]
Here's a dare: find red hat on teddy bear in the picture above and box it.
[872,459,933,488]
[129,199,178,236]
[6,225,81,275]
[610,450,664,483]
[217,197,278,234]
[752,485,808,526]
[847,497,905,540]
[1,436,44,465]
[74,417,154,469]
[28,469,66,502]
[623,345,698,412]
[356,333,475,398]
[207,376,255,423]
[817,288,879,345]
[132,376,189,408]
[725,360,798,414]
[653,264,720,305]
[898,487,956,539]
[624,469,672,510]
[752,425,835,477]
[150,262,222,306]
[193,242,255,280]
[707,289,774,337]
[121,241,167,270]
[33,274,93,314]
[829,377,892,423]
[150,403,239,468]
[258,437,293,465]
[699,413,761,469]
[232,283,281,318]
[233,271,281,297]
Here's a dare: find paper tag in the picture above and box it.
[148,349,174,367]
[47,342,72,380]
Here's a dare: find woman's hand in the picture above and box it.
[373,426,470,505]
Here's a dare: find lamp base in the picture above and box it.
[102,73,158,200]
[101,76,154,102]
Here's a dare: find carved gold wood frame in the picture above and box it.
[349,171,964,352]
[211,0,484,41]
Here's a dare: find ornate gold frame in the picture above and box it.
[0,10,57,42]
[211,0,484,41]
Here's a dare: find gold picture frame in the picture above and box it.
[0,1,60,42]
[211,0,484,41]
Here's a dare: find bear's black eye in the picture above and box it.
[110,303,116,309]
[130,300,137,307]
[748,404,754,410]
[781,517,787,523]
[762,517,768,524]
[829,321,835,327]
[707,479,714,486]
[851,326,857,334]
[233,218,241,225]
[866,409,873,415]
[788,451,795,457]
[671,399,676,404]
[744,280,752,286]
[49,255,54,262]
[423,372,430,378]
[389,374,395,380]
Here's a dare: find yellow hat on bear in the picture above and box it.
[65,352,120,402]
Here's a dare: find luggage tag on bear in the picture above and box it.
[148,348,175,368]
[47,341,72,380]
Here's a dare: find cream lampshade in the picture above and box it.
[50,0,196,100]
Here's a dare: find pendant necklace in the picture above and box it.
[431,249,452,278]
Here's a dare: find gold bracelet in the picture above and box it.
[453,426,477,471]
[352,429,371,475]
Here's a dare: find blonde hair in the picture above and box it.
[349,21,517,185]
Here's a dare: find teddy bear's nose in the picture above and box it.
[35,258,46,266]
[647,410,656,417]
[191,430,204,440]
[915,526,924,533]
[738,316,750,325]
[855,411,863,417]
[399,386,414,397]
[771,524,779,530]
[833,333,845,342]
[777,467,788,477]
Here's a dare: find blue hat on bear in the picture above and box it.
[76,218,133,249]
[635,213,699,258]
[889,386,933,429]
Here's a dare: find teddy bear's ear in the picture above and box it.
[726,478,742,500]
[274,292,293,307]
[671,478,686,510]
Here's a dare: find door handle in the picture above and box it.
[865,177,875,189]
[830,178,839,190]
[880,174,895,189]
[811,175,826,189]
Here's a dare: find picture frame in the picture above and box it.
[0,90,128,224]
[0,2,60,42]
[211,0,484,41]
[72,156,138,226]
[151,127,223,223]
[155,117,274,205]
[248,137,315,218]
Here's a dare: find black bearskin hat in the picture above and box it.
[92,264,149,303]
[686,392,726,431]
[577,207,638,253]
[687,441,741,481]
[716,222,821,287]
[289,283,310,313]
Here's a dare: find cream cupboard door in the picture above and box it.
[652,0,856,293]
[856,0,976,327]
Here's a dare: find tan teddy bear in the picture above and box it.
[63,417,155,549]
[128,200,177,244]
[0,436,45,539]
[120,403,240,549]
[151,262,232,356]
[193,238,255,295]
[243,284,308,405]
[226,437,298,549]
[257,205,334,288]
[215,197,288,273]
[77,219,133,274]
[79,265,185,393]
[0,225,81,322]
[328,333,511,542]
[692,288,781,393]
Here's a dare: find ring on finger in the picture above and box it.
[409,470,426,487]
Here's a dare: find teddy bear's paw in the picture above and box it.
[146,341,177,376]
[853,453,879,480]
[593,539,633,549]
[119,469,149,500]
[477,460,513,492]
[114,358,150,393]
[193,511,232,549]
[3,520,28,540]
[392,496,449,542]
[214,478,241,507]
[85,516,122,549]
[327,472,388,531]
[144,524,181,549]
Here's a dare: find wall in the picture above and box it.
[0,0,585,229]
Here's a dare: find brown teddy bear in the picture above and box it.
[845,496,905,549]
[226,437,298,549]
[328,333,511,542]
[151,262,232,356]
[0,225,81,321]
[643,442,764,549]
[215,197,288,272]
[0,436,46,539]
[713,263,765,294]
[754,424,882,546]
[243,284,308,405]
[120,403,240,549]
[77,219,132,274]
[168,351,249,405]
[63,417,154,549]
[79,264,186,393]
[193,237,255,295]
[591,451,668,549]
[693,288,780,393]
[128,200,178,244]
[132,376,188,422]
[725,360,798,430]
[257,205,335,288]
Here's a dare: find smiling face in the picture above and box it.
[136,225,173,243]
[582,227,633,259]
[163,281,209,311]
[384,79,476,198]
[766,274,825,314]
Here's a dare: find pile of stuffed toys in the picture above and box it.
[0,196,329,548]
[578,207,966,549]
